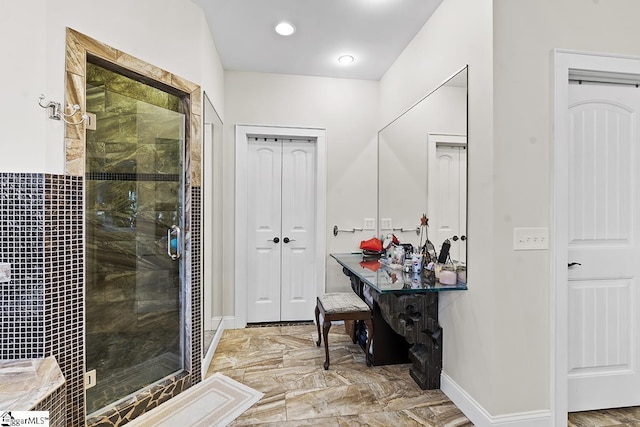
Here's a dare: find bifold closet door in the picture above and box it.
[246,138,317,323]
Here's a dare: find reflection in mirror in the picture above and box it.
[378,66,468,278]
[202,93,223,360]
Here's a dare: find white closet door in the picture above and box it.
[280,140,317,321]
[567,82,640,411]
[246,138,317,323]
[432,144,466,262]
[247,139,282,323]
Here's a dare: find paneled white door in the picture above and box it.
[428,135,467,263]
[246,137,317,323]
[567,81,640,411]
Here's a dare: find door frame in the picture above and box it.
[234,125,327,328]
[553,49,640,425]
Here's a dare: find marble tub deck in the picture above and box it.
[0,356,64,410]
[206,324,472,426]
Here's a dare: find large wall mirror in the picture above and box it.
[202,92,224,360]
[378,66,468,273]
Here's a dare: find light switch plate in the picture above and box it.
[513,227,549,250]
[380,218,393,230]
[363,218,375,230]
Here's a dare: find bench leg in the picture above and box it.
[350,321,357,344]
[322,319,332,370]
[315,304,321,347]
[364,317,373,367]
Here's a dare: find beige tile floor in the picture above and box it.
[206,323,640,426]
[206,324,472,426]
[569,407,640,427]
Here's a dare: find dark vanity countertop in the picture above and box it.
[331,253,467,294]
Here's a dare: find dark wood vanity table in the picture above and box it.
[331,253,467,390]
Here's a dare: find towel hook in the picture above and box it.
[38,94,89,125]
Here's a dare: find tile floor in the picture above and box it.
[569,407,640,427]
[206,323,640,426]
[206,324,472,426]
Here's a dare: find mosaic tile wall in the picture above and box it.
[34,384,67,427]
[44,174,84,427]
[0,174,83,427]
[191,187,202,385]
[0,173,45,359]
[1,173,202,426]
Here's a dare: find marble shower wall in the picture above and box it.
[84,62,185,415]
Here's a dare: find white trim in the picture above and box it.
[552,49,640,426]
[441,373,552,427]
[234,125,327,328]
[201,316,234,379]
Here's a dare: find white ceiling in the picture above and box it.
[193,0,444,81]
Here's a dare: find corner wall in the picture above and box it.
[379,0,501,418]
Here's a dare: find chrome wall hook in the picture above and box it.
[38,94,89,125]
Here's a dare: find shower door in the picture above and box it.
[85,62,185,415]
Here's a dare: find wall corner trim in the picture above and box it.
[441,372,552,427]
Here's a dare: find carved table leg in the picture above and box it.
[315,302,322,347]
[322,320,332,370]
[373,291,443,390]
[364,317,373,367]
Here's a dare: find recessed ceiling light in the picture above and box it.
[338,55,355,65]
[275,22,296,36]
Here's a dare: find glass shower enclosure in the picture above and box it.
[84,60,185,414]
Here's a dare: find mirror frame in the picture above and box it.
[202,91,224,359]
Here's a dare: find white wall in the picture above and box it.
[223,71,379,315]
[0,0,48,173]
[493,0,640,417]
[0,0,225,174]
[380,0,502,417]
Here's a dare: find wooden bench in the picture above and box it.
[315,292,373,370]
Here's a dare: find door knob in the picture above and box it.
[270,237,280,243]
[568,262,582,267]
[283,237,295,243]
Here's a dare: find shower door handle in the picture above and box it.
[167,225,181,260]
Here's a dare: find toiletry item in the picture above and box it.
[394,245,405,264]
[411,253,423,273]
[439,265,457,285]
[411,272,422,288]
[434,263,442,279]
[437,239,451,264]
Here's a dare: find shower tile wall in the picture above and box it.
[191,187,201,385]
[0,175,203,427]
[85,62,185,415]
[0,173,84,427]
[0,174,45,359]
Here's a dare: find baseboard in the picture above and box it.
[201,316,234,378]
[441,372,552,427]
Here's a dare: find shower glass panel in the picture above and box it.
[85,61,185,415]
